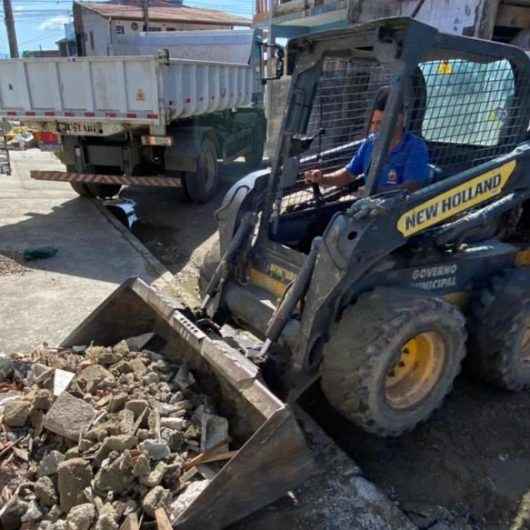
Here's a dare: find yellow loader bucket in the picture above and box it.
[60,277,315,529]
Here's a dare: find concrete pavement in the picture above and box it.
[0,149,167,353]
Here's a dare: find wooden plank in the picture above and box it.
[155,508,173,530]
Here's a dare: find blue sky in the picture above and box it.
[0,0,254,57]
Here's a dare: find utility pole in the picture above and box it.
[3,0,18,58]
[142,0,149,32]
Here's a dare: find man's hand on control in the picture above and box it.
[304,169,323,185]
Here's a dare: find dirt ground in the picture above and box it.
[125,162,530,530]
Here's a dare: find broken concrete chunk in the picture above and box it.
[129,358,147,378]
[95,451,134,495]
[171,480,209,521]
[77,365,115,392]
[133,453,151,478]
[57,458,93,512]
[140,439,170,461]
[44,392,96,441]
[39,450,65,476]
[125,399,149,419]
[34,476,58,507]
[201,413,229,452]
[160,417,187,431]
[32,388,53,410]
[30,409,45,436]
[142,371,160,385]
[3,399,31,427]
[125,333,154,352]
[66,503,96,530]
[53,369,75,396]
[0,353,14,381]
[112,339,130,356]
[119,408,136,434]
[94,514,119,530]
[108,392,127,413]
[142,486,170,517]
[173,364,195,391]
[94,434,138,465]
[141,462,168,488]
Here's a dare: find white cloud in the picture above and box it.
[39,15,71,31]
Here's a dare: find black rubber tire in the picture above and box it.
[182,138,219,203]
[70,181,93,198]
[198,233,221,299]
[320,288,466,437]
[86,183,121,199]
[244,120,266,169]
[467,269,530,390]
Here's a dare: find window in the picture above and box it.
[148,26,162,31]
[115,25,125,34]
[419,59,515,147]
[166,27,176,31]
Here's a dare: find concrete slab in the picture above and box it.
[0,150,167,353]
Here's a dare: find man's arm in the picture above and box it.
[304,140,367,187]
[304,167,355,187]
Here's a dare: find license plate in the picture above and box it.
[56,121,104,135]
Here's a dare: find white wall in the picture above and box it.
[82,10,112,56]
[81,9,229,56]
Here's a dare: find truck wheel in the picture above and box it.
[244,122,265,169]
[183,138,219,203]
[320,289,466,436]
[86,184,121,199]
[468,269,530,390]
[70,181,93,198]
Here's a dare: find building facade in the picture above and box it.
[257,0,530,154]
[74,1,251,56]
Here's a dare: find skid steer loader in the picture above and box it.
[199,17,530,437]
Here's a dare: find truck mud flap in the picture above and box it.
[31,170,182,187]
[60,277,315,529]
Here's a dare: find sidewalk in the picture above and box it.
[0,150,166,353]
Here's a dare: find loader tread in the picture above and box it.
[468,269,530,390]
[321,289,466,437]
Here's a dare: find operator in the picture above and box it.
[304,87,430,194]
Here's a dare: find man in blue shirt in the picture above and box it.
[304,87,430,194]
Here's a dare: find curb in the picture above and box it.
[92,199,180,297]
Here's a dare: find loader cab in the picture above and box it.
[244,18,530,300]
[260,19,530,251]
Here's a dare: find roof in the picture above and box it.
[76,2,251,27]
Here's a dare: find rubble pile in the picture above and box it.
[0,335,232,529]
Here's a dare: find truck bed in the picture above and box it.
[0,55,257,133]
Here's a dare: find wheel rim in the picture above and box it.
[201,147,216,193]
[384,331,446,410]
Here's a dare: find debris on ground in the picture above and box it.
[0,250,29,277]
[22,246,59,262]
[0,336,233,529]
